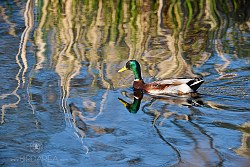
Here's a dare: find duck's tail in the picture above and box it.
[186,78,204,92]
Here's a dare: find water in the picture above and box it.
[0,0,249,166]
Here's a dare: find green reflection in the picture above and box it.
[118,89,143,114]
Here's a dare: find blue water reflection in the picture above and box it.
[0,0,249,166]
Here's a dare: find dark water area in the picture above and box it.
[0,0,249,166]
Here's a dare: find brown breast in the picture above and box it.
[133,80,145,90]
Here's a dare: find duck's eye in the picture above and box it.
[126,63,130,69]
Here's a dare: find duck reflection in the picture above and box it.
[118,89,143,114]
[118,89,204,115]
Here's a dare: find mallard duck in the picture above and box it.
[118,60,204,95]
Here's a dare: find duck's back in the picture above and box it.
[144,78,204,95]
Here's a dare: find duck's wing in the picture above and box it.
[153,78,204,92]
[153,78,193,85]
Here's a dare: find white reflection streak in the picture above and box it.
[62,85,73,127]
[21,0,34,85]
[1,68,21,123]
[74,132,89,154]
[1,0,33,123]
[25,0,35,114]
[34,0,48,70]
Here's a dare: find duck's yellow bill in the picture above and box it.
[118,98,128,107]
[118,66,128,72]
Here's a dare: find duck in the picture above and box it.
[118,60,204,95]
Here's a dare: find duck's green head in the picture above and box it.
[118,60,142,80]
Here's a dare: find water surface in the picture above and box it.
[0,0,250,166]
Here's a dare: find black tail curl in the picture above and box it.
[186,78,204,92]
